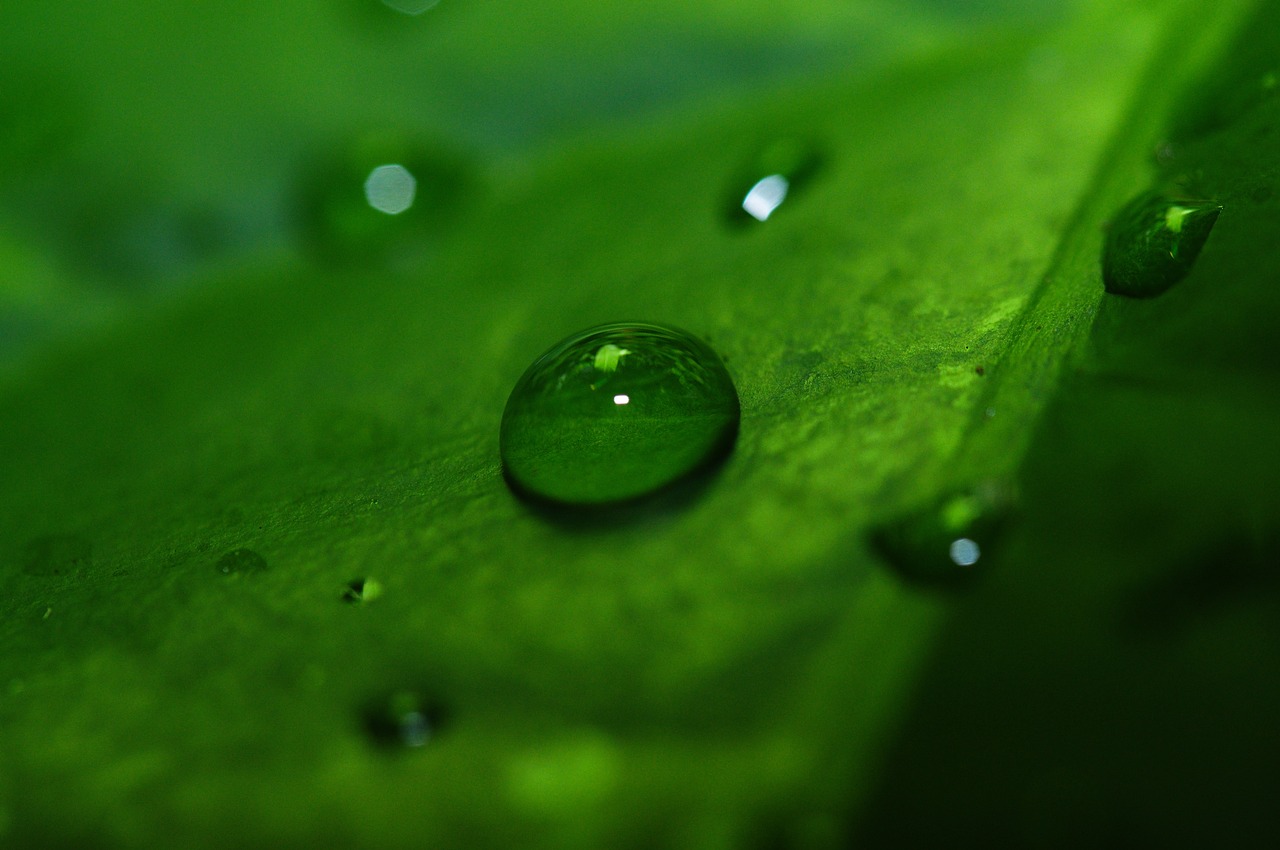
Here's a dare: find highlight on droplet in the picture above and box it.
[948,538,981,567]
[741,174,790,222]
[364,164,417,215]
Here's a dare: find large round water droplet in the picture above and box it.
[500,323,739,505]
[1102,191,1221,298]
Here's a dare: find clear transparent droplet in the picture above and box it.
[1103,191,1221,298]
[501,323,739,505]
[870,481,1014,587]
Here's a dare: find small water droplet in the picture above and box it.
[23,535,91,577]
[1102,191,1221,298]
[501,323,739,505]
[299,132,472,262]
[341,577,383,603]
[364,691,445,748]
[869,481,1014,586]
[215,548,267,576]
[726,139,822,225]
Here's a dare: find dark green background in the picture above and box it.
[1,0,1278,846]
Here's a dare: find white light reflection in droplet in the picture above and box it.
[382,0,441,15]
[364,164,417,215]
[612,394,630,406]
[949,538,981,567]
[741,174,790,222]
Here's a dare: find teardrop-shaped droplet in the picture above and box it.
[501,323,739,505]
[1102,192,1221,298]
[869,481,1014,587]
[363,691,445,748]
[725,139,822,225]
[299,132,472,262]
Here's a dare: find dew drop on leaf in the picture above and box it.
[215,548,268,576]
[500,323,740,505]
[725,138,822,225]
[869,481,1014,587]
[1102,191,1221,298]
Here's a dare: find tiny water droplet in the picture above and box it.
[341,577,383,603]
[501,323,739,505]
[869,481,1014,586]
[1102,192,1221,298]
[215,548,267,576]
[726,139,822,225]
[299,132,471,262]
[23,535,91,577]
[364,691,445,748]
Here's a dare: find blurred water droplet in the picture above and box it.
[215,548,267,576]
[501,323,739,505]
[870,481,1014,586]
[1103,192,1221,298]
[726,139,822,226]
[23,535,91,577]
[364,691,445,748]
[341,577,383,603]
[299,132,472,263]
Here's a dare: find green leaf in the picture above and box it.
[0,0,1274,847]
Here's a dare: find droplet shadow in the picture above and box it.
[502,421,739,532]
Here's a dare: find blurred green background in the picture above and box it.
[2,0,1278,846]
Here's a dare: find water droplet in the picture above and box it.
[382,0,440,13]
[726,139,822,226]
[299,132,472,262]
[1102,192,1221,298]
[501,323,739,505]
[364,691,445,748]
[869,481,1014,586]
[341,577,383,603]
[23,535,91,577]
[215,548,267,576]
